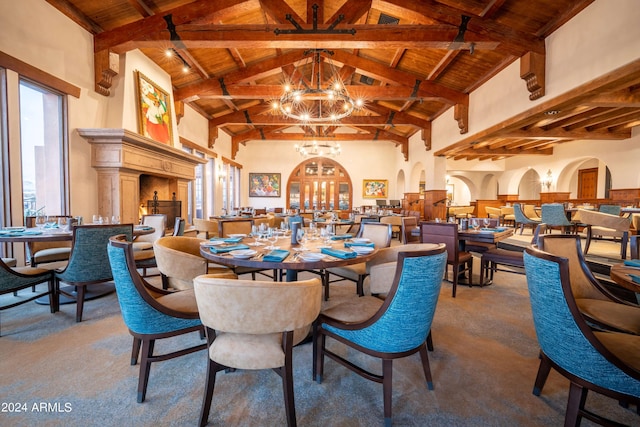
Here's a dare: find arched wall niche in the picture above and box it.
[409,162,425,194]
[396,169,406,199]
[447,174,474,205]
[558,157,611,198]
[518,169,542,199]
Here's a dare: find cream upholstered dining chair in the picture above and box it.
[193,218,219,239]
[217,218,253,237]
[523,247,640,426]
[572,208,631,259]
[313,247,447,426]
[324,222,393,298]
[132,214,166,251]
[193,275,322,427]
[379,215,402,241]
[25,215,73,268]
[153,236,236,290]
[537,234,640,335]
[107,235,207,403]
[500,206,516,227]
[485,206,503,224]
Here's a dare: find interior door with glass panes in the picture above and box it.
[287,158,352,213]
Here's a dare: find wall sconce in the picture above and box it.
[542,169,553,190]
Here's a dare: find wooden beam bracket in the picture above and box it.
[454,103,469,134]
[94,50,119,96]
[520,51,546,100]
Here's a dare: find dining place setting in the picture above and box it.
[199,223,379,281]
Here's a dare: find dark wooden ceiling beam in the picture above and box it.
[500,127,630,140]
[259,0,304,24]
[109,25,499,53]
[127,0,156,17]
[231,128,407,145]
[45,0,104,33]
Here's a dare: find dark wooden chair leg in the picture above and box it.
[137,339,155,403]
[418,344,434,389]
[199,357,218,427]
[383,359,393,427]
[426,331,434,351]
[533,354,552,396]
[451,263,458,298]
[131,337,141,365]
[566,382,588,427]
[75,285,86,322]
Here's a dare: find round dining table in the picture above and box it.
[200,233,378,282]
[609,263,640,303]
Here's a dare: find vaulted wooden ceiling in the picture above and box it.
[47,0,639,161]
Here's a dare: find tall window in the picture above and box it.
[19,80,68,219]
[286,158,352,211]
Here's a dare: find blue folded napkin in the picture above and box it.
[630,274,640,284]
[208,244,250,253]
[330,234,353,240]
[344,241,375,248]
[5,230,43,236]
[263,249,290,262]
[135,226,153,231]
[314,218,326,222]
[623,259,640,268]
[211,237,243,243]
[321,248,357,259]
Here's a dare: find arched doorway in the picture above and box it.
[286,157,353,211]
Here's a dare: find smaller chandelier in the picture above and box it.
[273,49,363,123]
[294,140,341,158]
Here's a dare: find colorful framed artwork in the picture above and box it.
[363,179,388,199]
[135,71,173,144]
[249,173,281,197]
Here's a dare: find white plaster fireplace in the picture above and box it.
[77,128,206,225]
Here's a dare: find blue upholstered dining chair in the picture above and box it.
[107,235,206,403]
[55,224,134,322]
[513,203,542,235]
[598,204,621,216]
[0,257,56,335]
[313,246,447,426]
[523,247,640,426]
[540,203,575,233]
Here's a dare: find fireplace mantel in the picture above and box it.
[78,128,206,224]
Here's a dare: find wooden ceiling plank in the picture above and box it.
[377,0,545,55]
[45,0,104,33]
[586,111,640,132]
[94,0,251,52]
[327,0,372,24]
[127,0,156,17]
[328,50,466,104]
[585,90,640,108]
[501,127,630,140]
[259,0,305,24]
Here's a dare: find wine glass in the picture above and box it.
[296,228,307,250]
[57,217,69,232]
[483,218,491,228]
[471,219,480,231]
[35,214,46,230]
[248,225,262,246]
[266,227,278,250]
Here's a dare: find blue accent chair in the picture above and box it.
[541,203,575,233]
[55,224,133,322]
[313,246,447,427]
[107,235,206,403]
[599,204,621,216]
[0,258,55,335]
[513,203,542,235]
[523,247,640,426]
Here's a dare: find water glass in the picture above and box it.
[57,217,69,231]
[111,215,120,224]
[92,214,103,224]
[35,214,46,230]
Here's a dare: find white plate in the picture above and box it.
[227,233,247,238]
[200,240,225,246]
[351,238,371,244]
[229,249,257,259]
[351,246,374,255]
[299,252,325,261]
